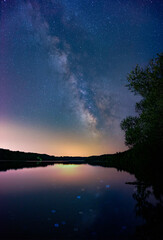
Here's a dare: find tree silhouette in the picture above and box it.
[121,54,163,149]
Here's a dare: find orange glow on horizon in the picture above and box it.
[0,119,126,156]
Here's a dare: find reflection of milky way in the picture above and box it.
[0,164,145,239]
[0,0,162,155]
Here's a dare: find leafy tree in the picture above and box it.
[121,54,163,149]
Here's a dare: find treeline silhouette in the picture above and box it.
[0,148,86,161]
[0,148,56,161]
[0,148,86,171]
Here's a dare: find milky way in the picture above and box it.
[0,0,162,156]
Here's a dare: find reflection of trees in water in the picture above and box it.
[132,182,163,240]
[134,184,152,218]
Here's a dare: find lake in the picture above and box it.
[0,163,156,239]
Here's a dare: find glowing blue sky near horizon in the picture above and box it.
[0,0,162,156]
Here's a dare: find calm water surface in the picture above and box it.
[0,164,145,239]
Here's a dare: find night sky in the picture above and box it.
[0,0,162,156]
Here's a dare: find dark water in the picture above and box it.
[0,164,157,239]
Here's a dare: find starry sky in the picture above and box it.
[0,0,162,156]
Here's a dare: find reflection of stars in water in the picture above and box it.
[54,223,59,228]
[51,209,56,213]
[78,211,83,215]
